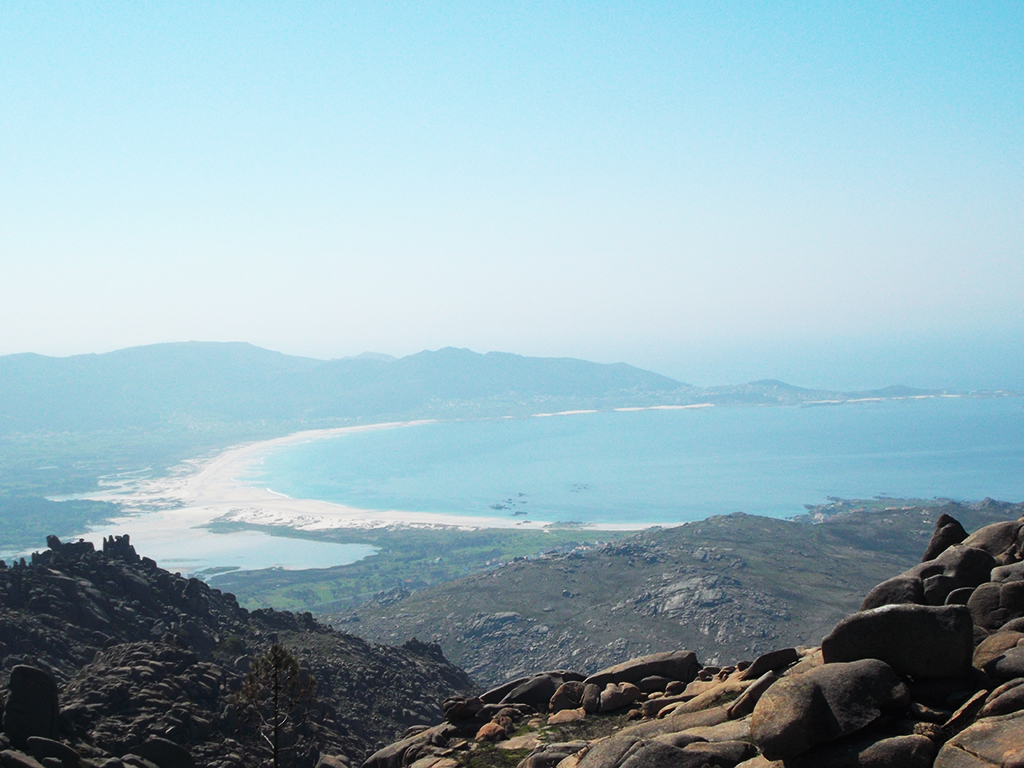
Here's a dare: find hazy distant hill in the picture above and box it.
[0,342,957,549]
[0,342,686,434]
[0,341,948,436]
[0,343,321,432]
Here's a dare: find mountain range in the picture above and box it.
[0,343,677,433]
[0,341,946,436]
[0,341,965,550]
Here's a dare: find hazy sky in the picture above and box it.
[2,3,1022,389]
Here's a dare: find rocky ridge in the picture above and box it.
[343,501,1023,686]
[0,535,474,767]
[363,509,1024,768]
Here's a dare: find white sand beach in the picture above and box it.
[85,420,561,536]
[43,420,602,573]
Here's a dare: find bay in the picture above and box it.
[250,396,1024,525]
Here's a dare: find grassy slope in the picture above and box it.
[207,525,631,612]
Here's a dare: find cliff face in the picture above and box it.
[0,535,474,767]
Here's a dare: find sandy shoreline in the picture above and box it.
[71,393,972,541]
[84,419,654,535]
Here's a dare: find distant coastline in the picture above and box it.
[26,392,1022,575]
[76,418,659,541]
[225,395,1024,527]
[73,392,1024,540]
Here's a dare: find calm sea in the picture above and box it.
[250,396,1024,525]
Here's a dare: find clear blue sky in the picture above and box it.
[2,2,1022,389]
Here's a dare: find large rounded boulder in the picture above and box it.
[749,658,909,761]
[1,666,59,748]
[583,651,699,689]
[822,604,973,679]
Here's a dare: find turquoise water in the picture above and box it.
[252,397,1024,525]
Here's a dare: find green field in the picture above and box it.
[205,522,631,612]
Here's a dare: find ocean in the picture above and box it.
[249,396,1024,525]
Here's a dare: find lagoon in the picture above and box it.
[79,520,377,576]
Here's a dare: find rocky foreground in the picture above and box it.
[363,511,1024,768]
[0,535,474,767]
[2,510,1024,768]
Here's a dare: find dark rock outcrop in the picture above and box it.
[738,647,798,681]
[0,536,474,768]
[922,514,969,562]
[2,666,59,748]
[498,672,584,708]
[583,652,699,689]
[861,575,926,610]
[7,504,1024,768]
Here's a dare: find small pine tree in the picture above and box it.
[239,643,317,768]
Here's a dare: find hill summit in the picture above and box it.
[0,343,684,434]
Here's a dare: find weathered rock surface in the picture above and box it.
[862,543,997,611]
[549,681,586,712]
[738,648,798,681]
[498,672,584,708]
[987,646,1024,681]
[597,682,642,713]
[360,507,1024,768]
[861,575,926,610]
[583,652,699,689]
[789,733,936,768]
[25,736,80,768]
[749,659,909,760]
[973,630,1024,672]
[934,709,1024,766]
[967,580,1024,630]
[962,520,1024,563]
[992,561,1024,583]
[821,604,974,678]
[981,678,1024,717]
